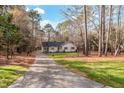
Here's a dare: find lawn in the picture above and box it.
[55,60,124,88]
[0,65,27,88]
[48,52,79,58]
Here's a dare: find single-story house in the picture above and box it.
[42,42,77,53]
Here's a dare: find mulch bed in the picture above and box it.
[0,54,35,68]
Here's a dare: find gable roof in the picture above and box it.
[42,42,64,47]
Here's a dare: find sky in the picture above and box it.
[26,5,69,28]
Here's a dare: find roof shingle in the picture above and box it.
[42,42,64,47]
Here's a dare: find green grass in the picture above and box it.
[0,65,27,88]
[48,52,79,58]
[55,60,124,88]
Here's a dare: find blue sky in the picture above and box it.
[26,5,69,28]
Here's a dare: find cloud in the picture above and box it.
[40,20,59,29]
[34,7,45,14]
[26,7,30,11]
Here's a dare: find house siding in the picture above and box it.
[62,43,77,52]
[49,47,58,53]
[42,42,77,53]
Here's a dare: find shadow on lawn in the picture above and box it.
[55,60,124,87]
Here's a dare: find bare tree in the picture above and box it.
[102,5,105,54]
[114,6,122,56]
[84,5,88,56]
[98,5,103,57]
[105,5,112,56]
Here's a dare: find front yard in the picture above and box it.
[49,53,124,88]
[0,65,27,88]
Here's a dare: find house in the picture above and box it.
[42,42,77,53]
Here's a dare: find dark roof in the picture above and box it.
[42,42,64,47]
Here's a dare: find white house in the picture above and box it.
[61,43,77,52]
[42,42,77,53]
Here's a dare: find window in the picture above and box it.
[64,47,68,50]
[51,47,54,50]
[71,47,75,50]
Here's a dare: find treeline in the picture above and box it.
[51,5,124,57]
[0,5,43,59]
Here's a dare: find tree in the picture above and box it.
[3,24,21,59]
[43,23,55,42]
[84,5,88,56]
[102,5,105,54]
[10,6,35,54]
[61,6,92,54]
[114,6,122,56]
[98,6,103,57]
[28,10,41,52]
[0,12,21,59]
[105,5,112,56]
[28,10,41,37]
[0,5,43,60]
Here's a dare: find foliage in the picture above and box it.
[43,23,55,41]
[28,9,41,22]
[0,5,42,57]
[2,24,21,45]
[0,10,22,59]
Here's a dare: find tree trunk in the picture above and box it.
[98,5,102,57]
[114,45,120,56]
[105,5,112,56]
[10,45,14,59]
[84,5,88,56]
[6,43,9,60]
[114,6,122,56]
[31,19,35,53]
[102,5,105,54]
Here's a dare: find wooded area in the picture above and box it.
[1,5,124,63]
[47,5,124,57]
[0,5,43,61]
